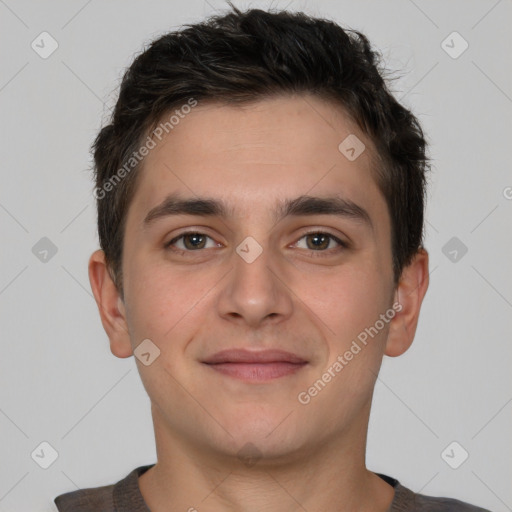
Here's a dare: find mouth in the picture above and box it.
[202,349,308,382]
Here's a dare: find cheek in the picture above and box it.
[124,254,220,347]
[295,263,390,342]
[307,270,391,404]
[123,256,183,341]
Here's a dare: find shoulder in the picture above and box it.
[391,480,493,512]
[53,483,115,511]
[53,464,154,512]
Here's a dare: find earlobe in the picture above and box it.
[385,249,429,357]
[88,249,133,358]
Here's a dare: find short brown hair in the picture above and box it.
[92,4,430,299]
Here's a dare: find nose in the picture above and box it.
[216,240,294,328]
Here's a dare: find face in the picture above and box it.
[101,94,403,462]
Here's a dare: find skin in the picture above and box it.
[89,93,429,512]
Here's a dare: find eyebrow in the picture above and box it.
[142,193,373,230]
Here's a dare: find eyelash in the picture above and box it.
[164,230,349,257]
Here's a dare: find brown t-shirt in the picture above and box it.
[54,464,492,511]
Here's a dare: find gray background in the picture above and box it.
[1,1,511,510]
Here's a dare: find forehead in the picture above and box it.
[127,94,386,227]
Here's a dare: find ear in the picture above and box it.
[88,249,133,358]
[385,248,429,357]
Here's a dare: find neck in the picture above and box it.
[138,406,395,512]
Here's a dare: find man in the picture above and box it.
[54,4,491,511]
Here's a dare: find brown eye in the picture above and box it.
[166,232,216,251]
[305,233,330,250]
[182,233,207,250]
[295,232,346,252]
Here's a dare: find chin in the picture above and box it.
[210,413,311,463]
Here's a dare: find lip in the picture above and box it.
[202,349,308,382]
[203,349,307,364]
